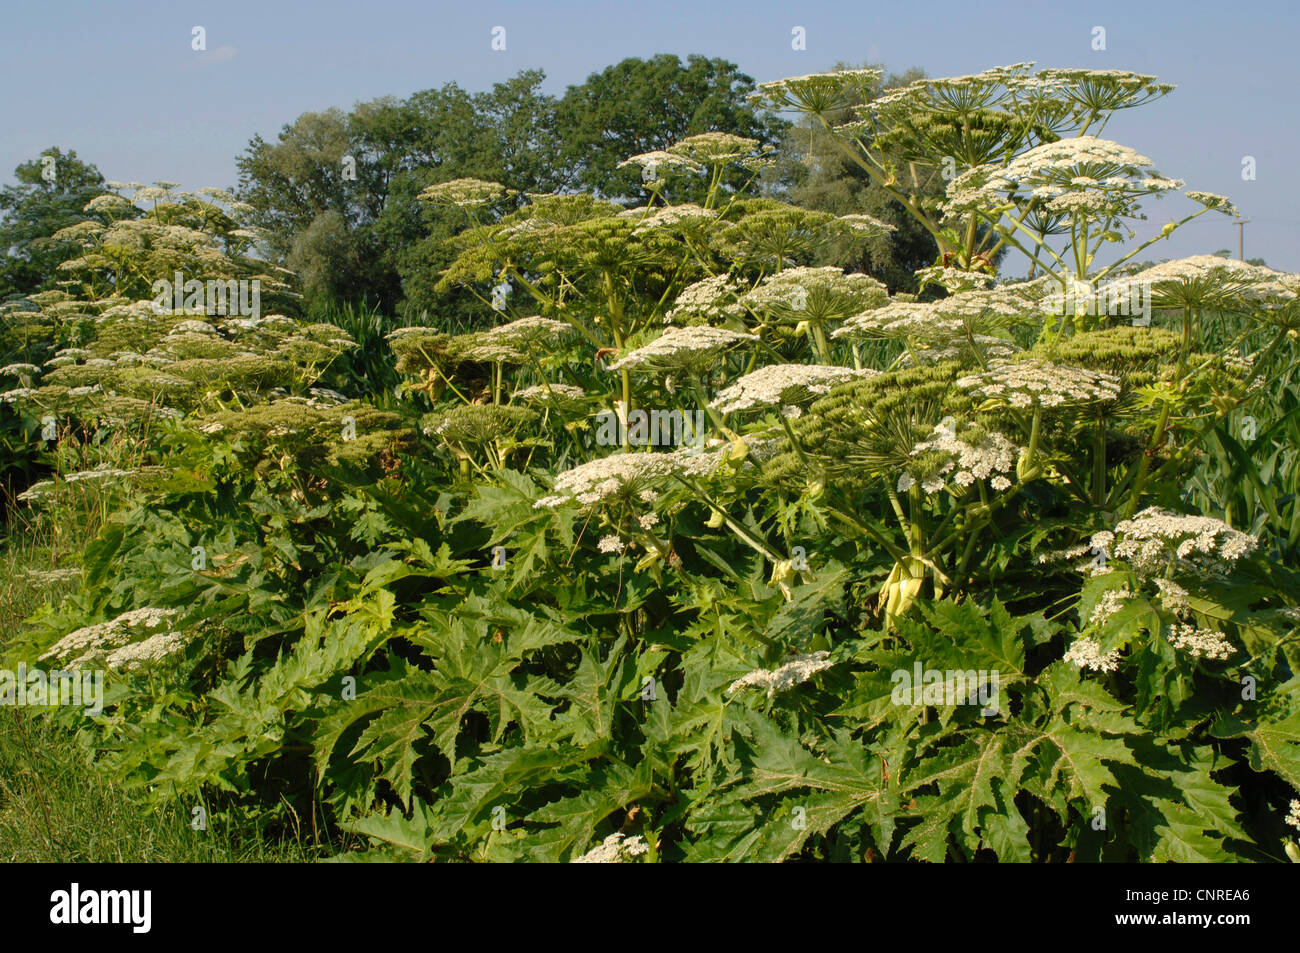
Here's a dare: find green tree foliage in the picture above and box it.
[0,148,107,298]
[555,54,788,202]
[235,59,787,317]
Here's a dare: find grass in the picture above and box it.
[0,495,320,862]
[0,707,319,862]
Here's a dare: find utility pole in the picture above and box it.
[1234,218,1251,260]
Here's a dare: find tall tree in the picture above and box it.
[556,54,788,201]
[0,148,106,298]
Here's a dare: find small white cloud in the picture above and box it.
[199,45,237,66]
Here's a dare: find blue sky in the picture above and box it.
[3,0,1298,270]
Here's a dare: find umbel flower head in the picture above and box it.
[727,652,836,698]
[40,606,184,671]
[667,132,765,166]
[1164,623,1233,661]
[945,136,1183,223]
[536,448,722,509]
[511,382,586,405]
[751,67,883,114]
[607,326,758,374]
[711,363,875,415]
[957,358,1121,409]
[629,203,719,234]
[1063,636,1122,674]
[739,266,889,326]
[664,274,745,325]
[1098,255,1295,312]
[422,403,538,447]
[617,150,705,179]
[897,420,1019,496]
[418,178,516,209]
[570,833,650,863]
[836,284,1036,345]
[482,315,574,347]
[1105,506,1258,577]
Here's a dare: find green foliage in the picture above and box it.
[4,60,1300,865]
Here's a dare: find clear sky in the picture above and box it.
[3,0,1298,270]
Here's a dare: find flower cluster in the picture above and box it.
[483,315,573,346]
[945,136,1182,222]
[956,358,1121,409]
[1153,577,1191,617]
[617,150,704,178]
[751,68,882,113]
[1110,507,1259,576]
[536,448,721,508]
[738,266,888,324]
[570,833,650,863]
[664,274,745,325]
[41,607,182,670]
[835,213,896,233]
[422,404,537,446]
[418,178,516,209]
[667,132,764,165]
[898,421,1019,495]
[627,204,717,234]
[597,534,627,555]
[511,382,586,403]
[1099,255,1293,310]
[1089,587,1132,627]
[1063,636,1122,673]
[1164,623,1233,661]
[711,364,873,415]
[727,651,836,698]
[606,326,758,374]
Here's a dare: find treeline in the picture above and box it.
[0,54,939,323]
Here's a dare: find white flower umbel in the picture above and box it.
[1286,799,1300,832]
[751,68,883,113]
[1112,507,1259,576]
[484,315,574,346]
[899,421,1019,496]
[570,833,650,863]
[710,364,873,415]
[835,213,896,233]
[1098,255,1294,310]
[538,450,718,508]
[956,359,1120,409]
[1185,191,1239,218]
[418,178,516,209]
[105,630,187,671]
[1089,587,1132,627]
[597,534,627,555]
[1165,623,1232,661]
[946,136,1182,223]
[0,363,41,378]
[739,266,888,324]
[664,274,744,325]
[727,652,836,699]
[40,607,180,669]
[630,204,717,233]
[617,150,704,177]
[607,326,758,374]
[512,383,586,402]
[1063,636,1121,673]
[1153,578,1191,617]
[667,132,763,164]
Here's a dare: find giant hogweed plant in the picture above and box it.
[6,67,1300,862]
